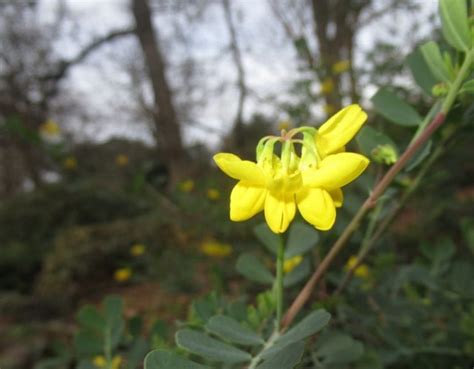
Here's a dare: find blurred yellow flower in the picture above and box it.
[320,77,335,95]
[114,267,132,282]
[63,157,77,170]
[116,154,129,167]
[93,356,106,368]
[111,356,122,369]
[283,255,303,274]
[200,239,233,257]
[179,179,194,193]
[332,60,351,74]
[39,119,61,143]
[130,243,145,256]
[345,256,370,279]
[323,104,336,115]
[277,120,291,131]
[207,188,220,200]
[92,355,122,369]
[40,119,60,135]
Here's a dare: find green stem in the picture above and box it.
[441,49,474,114]
[275,234,285,330]
[282,47,474,330]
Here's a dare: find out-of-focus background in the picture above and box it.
[1,1,473,368]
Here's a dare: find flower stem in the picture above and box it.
[275,234,285,331]
[281,48,474,330]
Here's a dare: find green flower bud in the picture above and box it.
[371,144,398,165]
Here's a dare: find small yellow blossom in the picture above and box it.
[114,267,132,282]
[345,256,370,279]
[323,104,336,115]
[332,60,351,74]
[214,104,369,233]
[277,120,291,131]
[39,119,61,143]
[93,356,107,368]
[63,157,77,170]
[116,154,129,167]
[130,243,145,256]
[40,119,60,135]
[111,356,122,369]
[283,255,303,274]
[200,239,233,257]
[93,355,122,369]
[179,179,194,193]
[320,77,335,95]
[207,188,220,200]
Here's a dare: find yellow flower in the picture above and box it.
[277,120,291,131]
[92,355,122,369]
[332,60,351,74]
[214,105,369,234]
[114,267,132,282]
[39,119,61,143]
[345,256,370,279]
[179,179,194,193]
[283,255,303,274]
[130,243,145,256]
[207,188,220,200]
[63,157,77,170]
[93,356,107,368]
[200,239,233,257]
[111,356,122,369]
[40,119,60,135]
[320,77,335,95]
[116,154,129,167]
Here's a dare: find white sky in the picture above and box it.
[36,0,438,148]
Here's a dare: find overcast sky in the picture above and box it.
[37,0,438,147]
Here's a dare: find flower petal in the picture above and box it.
[329,188,343,207]
[214,153,265,185]
[297,188,336,231]
[303,153,369,191]
[230,182,267,221]
[317,104,367,156]
[264,192,296,233]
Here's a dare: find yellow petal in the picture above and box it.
[329,188,343,207]
[296,188,336,231]
[264,192,296,233]
[214,153,265,185]
[303,153,369,191]
[317,104,367,156]
[230,182,267,221]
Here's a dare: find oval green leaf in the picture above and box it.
[439,0,471,51]
[371,88,422,127]
[176,329,252,364]
[205,315,264,346]
[144,350,210,369]
[406,49,438,96]
[256,341,305,369]
[420,42,452,82]
[236,253,274,284]
[285,222,319,258]
[254,223,279,254]
[276,309,331,347]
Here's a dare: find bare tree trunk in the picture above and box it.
[222,0,247,149]
[131,0,185,185]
